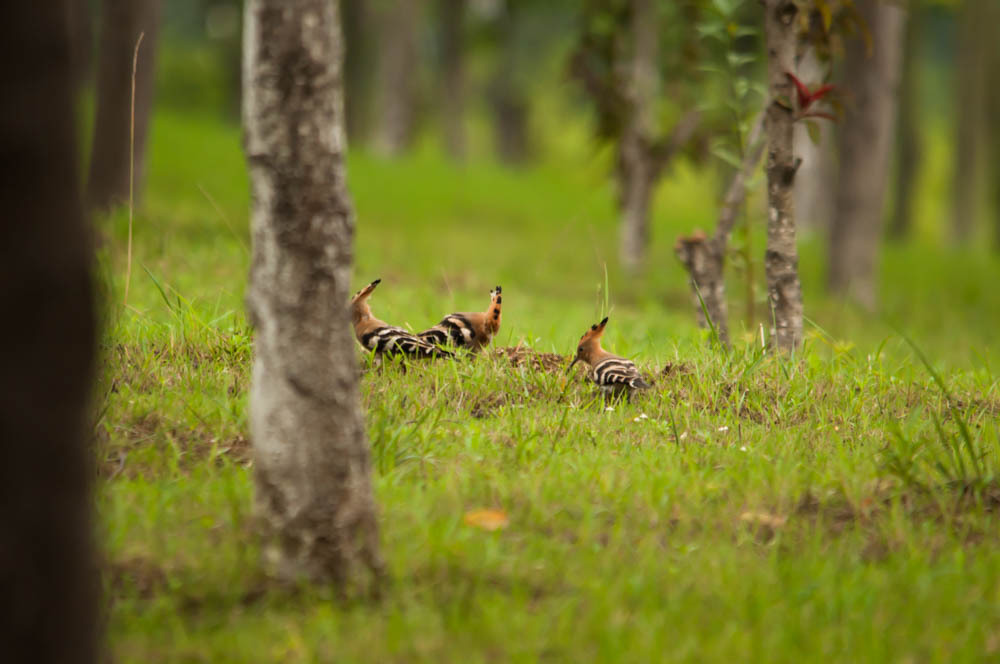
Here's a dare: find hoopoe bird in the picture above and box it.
[350,279,452,360]
[568,316,651,398]
[418,286,502,352]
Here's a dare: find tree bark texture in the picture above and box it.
[0,3,98,662]
[888,4,922,241]
[828,0,905,310]
[243,0,383,586]
[374,0,422,156]
[438,0,466,160]
[675,114,765,346]
[763,0,804,351]
[792,48,835,232]
[951,0,988,243]
[86,0,161,211]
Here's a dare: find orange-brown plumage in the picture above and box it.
[419,286,502,352]
[350,279,451,359]
[569,316,650,396]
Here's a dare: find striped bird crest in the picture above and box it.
[570,316,608,368]
[486,286,502,334]
[350,278,381,324]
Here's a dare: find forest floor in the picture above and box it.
[99,108,1000,662]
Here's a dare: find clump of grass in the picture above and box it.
[883,333,1000,501]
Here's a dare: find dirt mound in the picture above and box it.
[492,346,569,373]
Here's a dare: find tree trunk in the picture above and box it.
[342,0,375,144]
[675,113,765,346]
[792,48,835,232]
[763,0,804,351]
[438,0,466,160]
[0,3,98,662]
[617,0,659,273]
[243,0,384,587]
[488,3,530,165]
[951,0,987,243]
[828,0,906,309]
[988,2,1000,251]
[888,4,922,241]
[86,0,161,211]
[374,0,421,157]
[67,0,93,90]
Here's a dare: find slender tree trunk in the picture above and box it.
[0,3,98,661]
[618,0,659,273]
[438,0,466,160]
[374,0,421,156]
[792,49,835,232]
[87,0,161,211]
[951,0,987,243]
[888,3,922,241]
[763,0,804,351]
[828,0,906,309]
[67,0,93,90]
[342,0,375,144]
[488,3,530,165]
[243,0,384,587]
[675,113,765,346]
[988,2,1000,251]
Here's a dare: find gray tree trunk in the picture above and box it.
[618,0,659,273]
[243,0,383,587]
[792,49,835,233]
[828,0,906,309]
[438,0,466,160]
[342,0,375,144]
[374,0,422,157]
[86,0,161,211]
[763,0,804,351]
[0,3,98,661]
[951,0,988,243]
[888,5,922,241]
[488,2,530,164]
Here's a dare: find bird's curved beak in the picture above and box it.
[567,356,580,372]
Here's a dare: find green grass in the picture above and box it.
[98,107,1000,662]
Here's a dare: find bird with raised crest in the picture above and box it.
[568,316,651,399]
[350,279,452,360]
[419,286,502,352]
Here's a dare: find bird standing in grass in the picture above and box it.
[419,286,503,352]
[569,316,651,399]
[350,279,452,359]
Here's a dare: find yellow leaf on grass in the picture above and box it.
[739,511,787,529]
[464,509,509,531]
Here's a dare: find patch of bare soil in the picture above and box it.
[492,346,569,373]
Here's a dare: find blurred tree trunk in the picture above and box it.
[792,48,835,232]
[342,0,375,144]
[989,2,1000,251]
[763,0,804,351]
[488,2,530,165]
[374,0,422,156]
[0,3,98,662]
[87,0,161,211]
[828,0,905,310]
[243,0,384,586]
[888,4,922,241]
[618,0,659,273]
[951,0,988,243]
[438,0,466,160]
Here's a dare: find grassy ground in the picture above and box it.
[99,108,1000,662]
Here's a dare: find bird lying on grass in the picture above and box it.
[419,286,502,352]
[350,279,452,360]
[569,316,651,400]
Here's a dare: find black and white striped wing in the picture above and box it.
[420,314,477,349]
[591,358,650,391]
[362,326,450,358]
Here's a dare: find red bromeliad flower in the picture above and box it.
[786,72,837,121]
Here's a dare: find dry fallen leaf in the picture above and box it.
[463,509,509,531]
[739,511,787,529]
